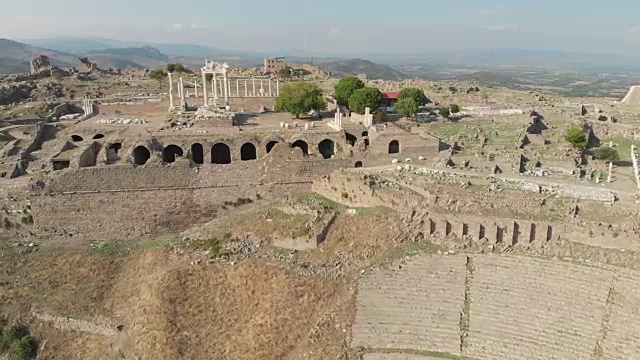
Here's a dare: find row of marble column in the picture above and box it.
[82,96,93,116]
[169,73,280,110]
[201,74,280,107]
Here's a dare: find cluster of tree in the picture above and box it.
[394,88,432,117]
[148,68,167,82]
[275,82,327,118]
[564,127,621,163]
[166,63,188,73]
[334,76,383,114]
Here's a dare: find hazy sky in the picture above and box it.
[3,0,640,54]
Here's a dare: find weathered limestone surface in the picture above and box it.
[466,255,612,360]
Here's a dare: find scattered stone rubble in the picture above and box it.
[95,117,147,124]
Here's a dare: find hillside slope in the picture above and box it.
[319,58,408,80]
[85,46,170,69]
[0,38,77,73]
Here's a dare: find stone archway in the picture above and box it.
[240,142,257,161]
[71,135,83,142]
[318,139,335,159]
[211,143,231,164]
[191,143,204,164]
[355,161,363,168]
[109,142,122,154]
[388,140,400,154]
[345,132,357,146]
[291,140,309,155]
[132,146,150,165]
[266,140,279,154]
[162,145,184,163]
[92,134,105,140]
[362,131,369,137]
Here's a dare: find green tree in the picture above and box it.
[148,68,166,82]
[174,63,186,72]
[398,87,430,106]
[166,63,176,73]
[275,81,327,118]
[438,106,451,118]
[450,104,461,114]
[348,87,382,114]
[565,127,588,149]
[593,147,619,162]
[394,97,419,117]
[334,76,364,106]
[277,66,292,79]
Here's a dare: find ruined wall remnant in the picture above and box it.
[632,145,640,194]
[425,215,557,246]
[76,142,102,168]
[557,185,616,203]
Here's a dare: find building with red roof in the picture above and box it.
[380,91,400,109]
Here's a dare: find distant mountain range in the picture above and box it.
[0,38,410,80]
[7,35,640,78]
[0,38,176,73]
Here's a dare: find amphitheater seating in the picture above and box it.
[602,271,640,359]
[352,255,466,355]
[465,255,613,360]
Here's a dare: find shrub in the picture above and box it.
[565,127,588,149]
[450,104,461,114]
[1,324,36,360]
[8,336,37,360]
[593,147,619,162]
[438,106,451,118]
[20,215,32,225]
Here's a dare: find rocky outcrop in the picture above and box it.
[30,55,51,74]
[0,83,33,105]
[78,57,99,73]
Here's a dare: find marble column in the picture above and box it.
[252,77,256,96]
[213,74,218,98]
[236,79,240,97]
[260,79,264,96]
[608,161,613,183]
[269,80,272,97]
[244,79,248,97]
[194,79,198,97]
[168,72,174,109]
[202,72,208,106]
[179,77,185,107]
[276,80,280,96]
[223,72,229,105]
